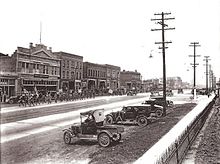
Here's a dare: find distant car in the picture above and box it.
[144,96,174,107]
[6,95,21,104]
[150,91,161,98]
[127,90,137,96]
[191,88,207,95]
[166,89,174,96]
[105,104,164,127]
[177,88,184,94]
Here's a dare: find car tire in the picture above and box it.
[137,116,148,127]
[98,132,111,147]
[8,99,14,104]
[112,133,121,143]
[105,115,114,124]
[155,109,163,118]
[63,132,72,144]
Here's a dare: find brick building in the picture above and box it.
[11,43,60,94]
[142,78,160,92]
[120,70,142,91]
[54,51,83,92]
[105,64,120,90]
[83,62,107,90]
[0,53,18,98]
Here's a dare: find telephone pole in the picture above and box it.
[209,65,213,91]
[189,42,201,99]
[203,56,210,94]
[151,12,175,116]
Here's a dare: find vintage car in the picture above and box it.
[177,88,184,94]
[166,89,174,96]
[126,90,137,96]
[150,91,162,98]
[145,96,174,107]
[63,109,124,147]
[105,104,163,127]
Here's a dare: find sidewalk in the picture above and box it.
[135,95,215,164]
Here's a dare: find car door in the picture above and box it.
[124,106,135,119]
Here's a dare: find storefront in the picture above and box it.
[22,79,58,94]
[0,76,17,100]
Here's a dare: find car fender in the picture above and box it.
[63,128,74,137]
[136,114,147,121]
[154,104,163,109]
[106,113,116,121]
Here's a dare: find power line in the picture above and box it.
[203,56,210,93]
[189,42,201,98]
[151,12,175,116]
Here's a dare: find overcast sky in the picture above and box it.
[1,0,219,85]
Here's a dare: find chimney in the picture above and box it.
[29,42,33,49]
[49,47,52,52]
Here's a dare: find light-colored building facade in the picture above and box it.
[11,43,60,94]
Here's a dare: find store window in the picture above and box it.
[63,71,65,78]
[66,71,69,79]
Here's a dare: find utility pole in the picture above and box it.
[203,56,210,94]
[209,65,213,92]
[189,42,201,99]
[151,12,175,116]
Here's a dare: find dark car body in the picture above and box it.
[127,90,137,96]
[177,88,184,94]
[105,104,163,126]
[166,89,174,96]
[144,96,174,107]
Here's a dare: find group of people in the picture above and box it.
[16,88,127,107]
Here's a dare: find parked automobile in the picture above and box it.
[127,90,137,96]
[166,89,174,96]
[6,95,21,104]
[177,88,184,94]
[144,96,174,107]
[105,104,163,127]
[150,91,162,98]
[191,88,207,95]
[63,109,124,147]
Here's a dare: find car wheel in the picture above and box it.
[98,132,111,147]
[112,133,121,143]
[155,109,163,118]
[63,132,72,144]
[105,115,114,124]
[8,99,14,104]
[137,116,148,127]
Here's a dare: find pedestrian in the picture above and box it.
[3,91,7,103]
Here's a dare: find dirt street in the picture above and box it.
[1,103,196,164]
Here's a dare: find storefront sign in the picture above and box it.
[34,74,49,78]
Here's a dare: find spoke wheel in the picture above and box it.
[64,132,72,144]
[137,116,148,127]
[105,115,113,124]
[113,133,121,143]
[155,109,163,118]
[98,133,111,147]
